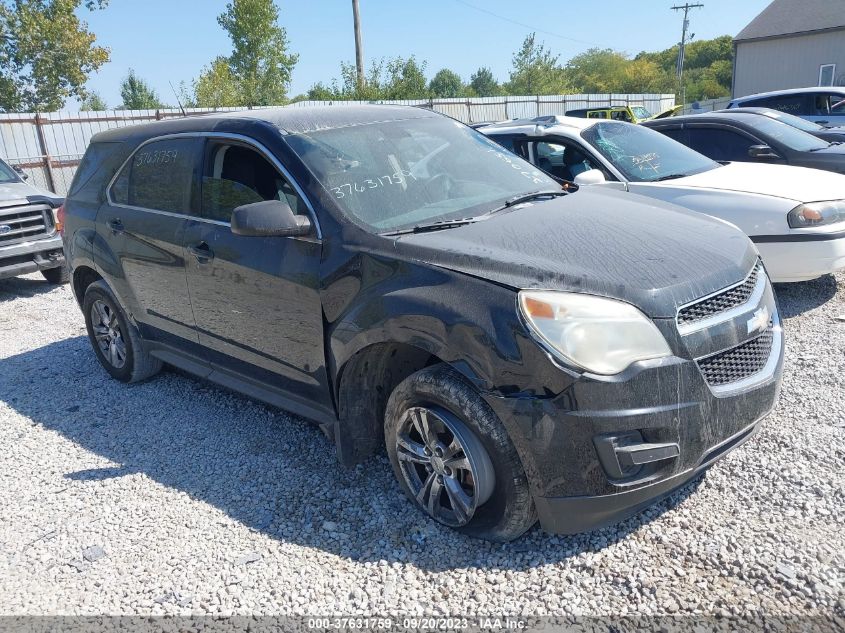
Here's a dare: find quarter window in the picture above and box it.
[111,138,201,214]
[201,142,305,223]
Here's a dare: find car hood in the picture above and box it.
[390,188,757,318]
[667,162,845,202]
[0,180,58,204]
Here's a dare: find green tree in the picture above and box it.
[217,0,298,106]
[505,33,569,95]
[428,68,464,98]
[565,48,628,93]
[382,56,427,99]
[469,67,500,97]
[0,0,110,112]
[194,56,241,107]
[633,35,734,101]
[118,69,163,110]
[79,91,107,110]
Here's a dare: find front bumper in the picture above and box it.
[0,234,64,280]
[534,418,763,534]
[754,234,845,283]
[482,269,784,535]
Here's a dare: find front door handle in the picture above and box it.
[189,241,214,263]
[107,218,124,234]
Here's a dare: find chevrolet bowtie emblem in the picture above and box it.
[746,306,770,335]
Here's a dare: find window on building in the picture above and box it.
[819,64,836,87]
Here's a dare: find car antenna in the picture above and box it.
[169,81,187,117]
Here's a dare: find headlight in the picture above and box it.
[787,200,845,228]
[519,291,671,375]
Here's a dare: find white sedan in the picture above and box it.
[479,116,845,282]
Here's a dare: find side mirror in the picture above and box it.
[573,169,607,186]
[748,144,781,160]
[13,165,29,180]
[230,199,311,237]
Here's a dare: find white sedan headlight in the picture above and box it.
[519,291,671,375]
[787,200,845,228]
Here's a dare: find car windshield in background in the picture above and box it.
[581,121,718,182]
[285,116,557,232]
[0,159,20,183]
[740,115,830,151]
[632,106,652,119]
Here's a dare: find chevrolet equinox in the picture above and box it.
[63,106,784,541]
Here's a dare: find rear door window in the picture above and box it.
[686,127,755,162]
[748,94,807,115]
[111,138,202,215]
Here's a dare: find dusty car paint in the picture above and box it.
[64,106,783,534]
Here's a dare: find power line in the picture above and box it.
[452,0,602,48]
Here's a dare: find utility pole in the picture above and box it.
[671,3,703,106]
[352,0,365,91]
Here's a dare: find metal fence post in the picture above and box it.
[33,113,56,193]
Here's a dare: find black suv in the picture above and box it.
[64,106,783,541]
[643,111,845,175]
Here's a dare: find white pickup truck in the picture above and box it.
[0,158,66,284]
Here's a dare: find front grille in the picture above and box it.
[678,265,760,326]
[697,329,774,387]
[0,204,53,247]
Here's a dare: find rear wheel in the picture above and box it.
[82,281,162,383]
[385,364,537,541]
[41,264,69,284]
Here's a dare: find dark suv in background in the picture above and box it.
[63,106,783,541]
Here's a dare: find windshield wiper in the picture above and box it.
[654,173,689,181]
[381,217,482,236]
[487,189,567,214]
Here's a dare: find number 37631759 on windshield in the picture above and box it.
[331,170,417,199]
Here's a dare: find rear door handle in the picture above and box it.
[107,218,124,233]
[189,241,214,263]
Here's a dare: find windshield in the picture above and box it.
[631,106,652,120]
[763,110,823,132]
[581,121,718,182]
[739,115,829,151]
[285,116,557,232]
[0,159,20,183]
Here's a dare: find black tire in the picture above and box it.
[385,364,537,542]
[41,264,69,284]
[82,280,162,383]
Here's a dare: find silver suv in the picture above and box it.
[0,158,66,283]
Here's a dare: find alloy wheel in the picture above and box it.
[91,300,127,369]
[395,406,495,527]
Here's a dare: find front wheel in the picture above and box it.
[385,364,537,541]
[41,264,69,284]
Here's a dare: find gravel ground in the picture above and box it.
[0,270,843,619]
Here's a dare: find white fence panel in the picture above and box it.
[0,94,675,195]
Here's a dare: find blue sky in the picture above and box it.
[78,0,772,108]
